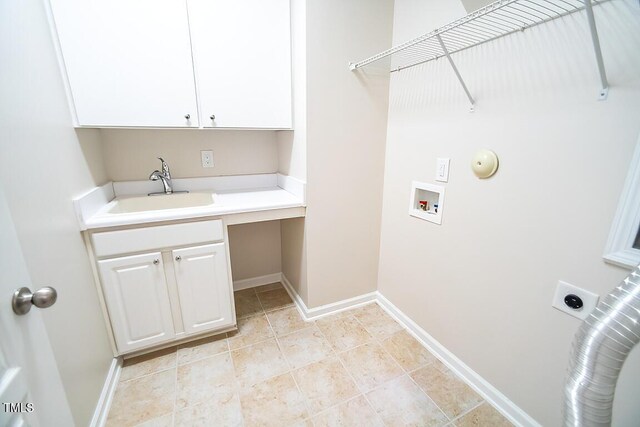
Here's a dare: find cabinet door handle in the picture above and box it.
[184,114,191,120]
[175,256,182,262]
[153,259,160,265]
[210,114,215,121]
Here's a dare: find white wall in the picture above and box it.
[377,0,640,425]
[0,0,113,424]
[304,0,394,307]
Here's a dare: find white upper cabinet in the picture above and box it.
[50,0,199,127]
[48,0,292,129]
[187,0,292,129]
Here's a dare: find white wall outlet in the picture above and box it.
[436,158,450,182]
[201,150,214,168]
[552,280,600,320]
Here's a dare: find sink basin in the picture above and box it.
[108,192,216,214]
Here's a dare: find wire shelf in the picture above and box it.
[350,0,603,73]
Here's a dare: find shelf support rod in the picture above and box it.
[436,35,475,111]
[583,0,609,100]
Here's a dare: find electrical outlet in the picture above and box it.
[201,150,214,168]
[552,280,599,320]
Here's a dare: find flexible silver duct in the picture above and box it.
[563,265,640,426]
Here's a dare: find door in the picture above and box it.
[0,188,74,427]
[188,0,292,129]
[49,0,199,127]
[98,252,175,353]
[173,243,234,334]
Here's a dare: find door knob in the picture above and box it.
[12,286,58,315]
[210,115,215,120]
[184,114,191,120]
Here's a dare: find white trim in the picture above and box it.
[281,274,378,321]
[233,273,283,291]
[279,278,539,427]
[376,293,540,427]
[276,173,306,203]
[604,136,640,269]
[90,357,122,427]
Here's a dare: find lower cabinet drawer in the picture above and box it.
[92,219,224,258]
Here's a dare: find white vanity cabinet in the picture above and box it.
[48,0,292,129]
[98,252,176,353]
[172,243,233,335]
[91,220,235,355]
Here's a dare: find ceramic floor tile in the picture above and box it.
[120,347,177,382]
[312,395,383,427]
[316,315,373,352]
[382,330,437,372]
[293,356,360,415]
[227,313,274,350]
[174,393,243,427]
[411,364,483,420]
[278,326,334,369]
[239,373,309,427]
[366,375,449,427]
[134,413,173,427]
[176,352,237,409]
[352,303,403,340]
[339,342,403,392]
[231,338,289,387]
[107,369,175,427]
[254,282,284,293]
[257,288,294,311]
[453,402,513,427]
[177,333,228,365]
[234,289,264,319]
[266,306,313,336]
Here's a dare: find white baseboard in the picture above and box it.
[281,273,378,321]
[376,293,541,427]
[233,273,283,291]
[90,357,122,427]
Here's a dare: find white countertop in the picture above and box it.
[74,174,306,231]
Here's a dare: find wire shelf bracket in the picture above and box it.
[349,0,610,103]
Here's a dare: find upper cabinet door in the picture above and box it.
[50,0,198,127]
[188,0,292,129]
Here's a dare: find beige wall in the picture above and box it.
[376,0,640,425]
[228,221,282,283]
[100,129,278,181]
[0,0,113,423]
[303,0,394,308]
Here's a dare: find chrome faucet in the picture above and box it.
[149,157,174,195]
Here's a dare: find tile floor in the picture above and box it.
[107,282,513,427]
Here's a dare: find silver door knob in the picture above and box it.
[153,259,160,265]
[12,286,57,315]
[210,115,215,120]
[175,256,182,261]
[184,114,191,120]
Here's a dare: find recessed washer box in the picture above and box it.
[409,181,445,225]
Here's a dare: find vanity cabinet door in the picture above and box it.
[187,0,292,129]
[98,252,176,353]
[49,0,199,127]
[172,243,234,335]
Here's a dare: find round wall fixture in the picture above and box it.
[471,149,499,179]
